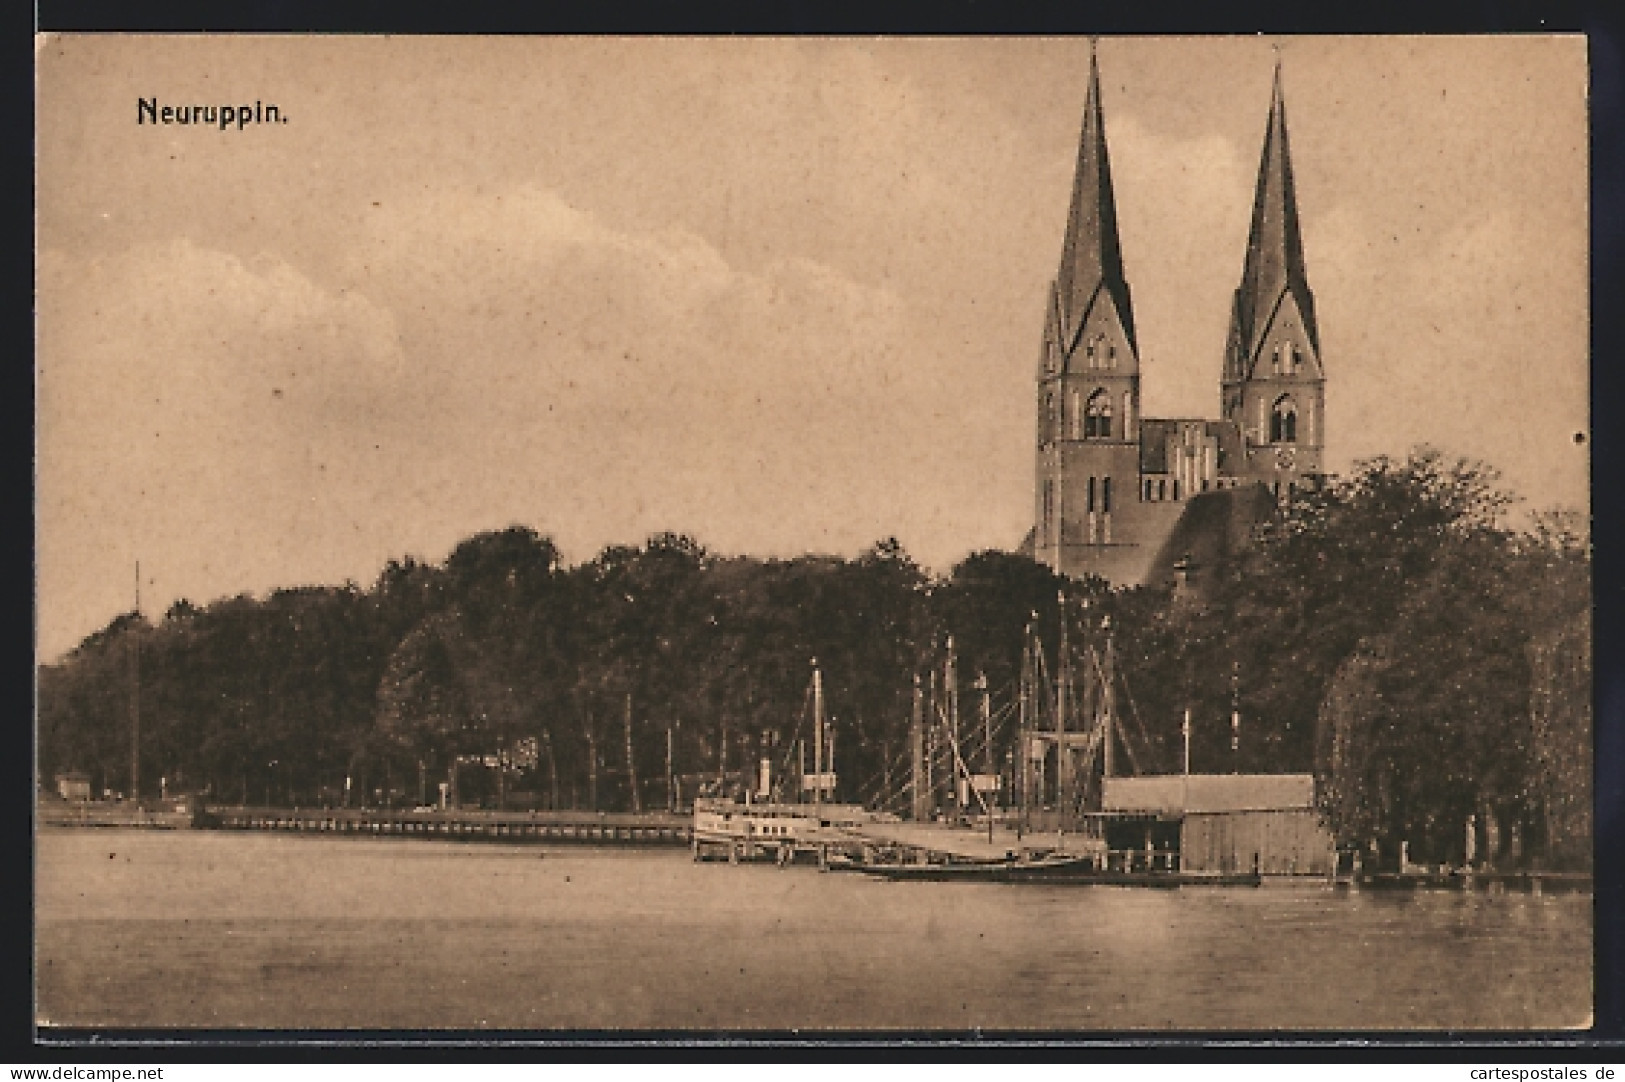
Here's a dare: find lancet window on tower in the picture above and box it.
[1084,389,1113,438]
[1271,342,1301,377]
[1083,333,1121,371]
[1270,395,1298,443]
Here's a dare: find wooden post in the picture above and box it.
[1182,708,1191,776]
[1004,749,1015,822]
[624,692,641,814]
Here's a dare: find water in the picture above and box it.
[36,827,1591,1031]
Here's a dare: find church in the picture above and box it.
[1025,50,1326,587]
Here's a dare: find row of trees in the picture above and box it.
[37,447,1590,869]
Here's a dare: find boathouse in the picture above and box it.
[1101,773,1334,875]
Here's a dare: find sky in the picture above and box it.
[35,35,1589,661]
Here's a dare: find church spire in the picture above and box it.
[1055,41,1136,356]
[1228,58,1318,380]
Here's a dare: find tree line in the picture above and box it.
[38,447,1589,870]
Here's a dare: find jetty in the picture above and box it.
[1352,868,1592,893]
[197,805,692,846]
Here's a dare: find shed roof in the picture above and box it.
[1101,773,1315,814]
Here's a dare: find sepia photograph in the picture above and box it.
[34,34,1591,1033]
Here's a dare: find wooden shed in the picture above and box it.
[1101,773,1335,876]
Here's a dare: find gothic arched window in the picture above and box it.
[1270,394,1298,444]
[1084,389,1113,438]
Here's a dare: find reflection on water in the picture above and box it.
[35,828,1590,1030]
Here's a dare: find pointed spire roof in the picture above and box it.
[1055,42,1136,355]
[1230,59,1318,378]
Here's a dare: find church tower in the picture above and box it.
[1222,61,1326,496]
[1035,45,1142,575]
[1027,51,1328,588]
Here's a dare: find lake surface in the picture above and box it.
[35,827,1591,1031]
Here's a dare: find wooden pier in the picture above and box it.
[199,806,692,846]
[1353,869,1592,893]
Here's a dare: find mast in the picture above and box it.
[542,728,559,811]
[827,723,836,802]
[130,560,140,805]
[884,734,897,809]
[926,670,938,818]
[945,635,959,810]
[909,673,926,821]
[586,714,599,811]
[881,736,891,813]
[1055,593,1071,815]
[624,692,641,813]
[1102,614,1116,780]
[1018,620,1034,822]
[978,672,993,775]
[812,659,824,815]
[977,671,993,813]
[718,714,728,793]
[1017,628,1029,817]
[1182,706,1192,816]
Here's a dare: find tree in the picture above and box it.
[1291,450,1588,869]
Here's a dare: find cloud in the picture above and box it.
[329,183,946,565]
[36,189,943,657]
[37,239,415,656]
